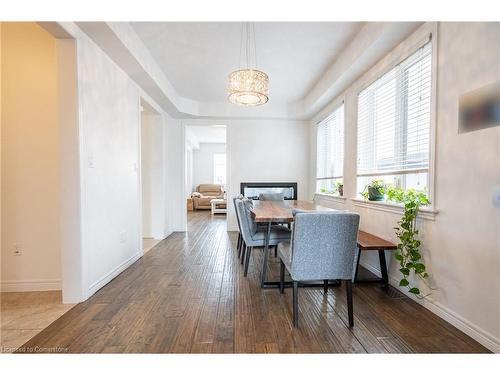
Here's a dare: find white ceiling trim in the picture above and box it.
[74,22,422,121]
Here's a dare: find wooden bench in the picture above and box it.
[354,231,397,287]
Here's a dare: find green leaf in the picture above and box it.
[400,267,410,276]
[395,254,403,261]
[399,279,409,287]
[414,263,426,273]
[409,287,420,294]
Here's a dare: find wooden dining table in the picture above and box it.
[250,200,337,288]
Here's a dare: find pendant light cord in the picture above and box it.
[252,22,258,69]
[238,22,259,70]
[246,22,249,69]
[238,23,243,70]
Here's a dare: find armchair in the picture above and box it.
[191,184,225,210]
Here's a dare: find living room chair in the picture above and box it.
[278,210,360,328]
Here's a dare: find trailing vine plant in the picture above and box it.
[386,187,430,296]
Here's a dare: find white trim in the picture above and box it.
[427,22,439,212]
[314,193,347,205]
[86,253,141,298]
[358,260,499,353]
[351,197,438,221]
[1,279,62,292]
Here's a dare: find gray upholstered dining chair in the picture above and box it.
[236,198,291,277]
[278,210,360,328]
[232,196,245,259]
[258,192,289,251]
[258,192,284,201]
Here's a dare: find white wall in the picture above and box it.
[51,22,184,299]
[192,142,226,191]
[310,22,500,352]
[185,146,193,198]
[227,119,310,230]
[1,23,61,292]
[165,117,186,232]
[76,27,142,298]
[141,112,166,239]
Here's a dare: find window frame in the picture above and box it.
[355,32,438,210]
[315,102,345,196]
[213,152,226,187]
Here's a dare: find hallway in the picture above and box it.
[18,211,489,353]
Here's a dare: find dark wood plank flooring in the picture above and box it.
[18,211,489,353]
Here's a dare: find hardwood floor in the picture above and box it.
[18,211,489,353]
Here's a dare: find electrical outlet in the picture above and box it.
[13,244,22,256]
[120,230,127,244]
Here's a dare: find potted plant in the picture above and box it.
[335,182,344,196]
[319,187,335,195]
[387,187,431,296]
[361,179,386,201]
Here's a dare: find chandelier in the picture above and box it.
[228,23,269,106]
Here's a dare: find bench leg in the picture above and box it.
[378,250,389,288]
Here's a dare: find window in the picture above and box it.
[357,40,432,196]
[213,153,226,187]
[316,104,344,195]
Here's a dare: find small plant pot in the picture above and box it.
[368,187,384,201]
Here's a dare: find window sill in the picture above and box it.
[351,198,438,221]
[314,193,347,204]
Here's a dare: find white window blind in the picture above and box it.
[316,104,344,192]
[357,40,432,179]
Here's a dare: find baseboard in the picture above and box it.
[86,252,142,299]
[0,279,61,292]
[359,260,500,353]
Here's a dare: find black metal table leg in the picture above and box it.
[260,221,272,288]
[378,250,389,288]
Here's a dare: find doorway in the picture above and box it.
[184,123,228,225]
[140,99,166,253]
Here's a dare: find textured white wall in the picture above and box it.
[77,30,143,296]
[1,23,61,291]
[192,143,226,190]
[227,119,310,230]
[311,22,500,351]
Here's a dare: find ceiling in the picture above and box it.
[131,22,364,105]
